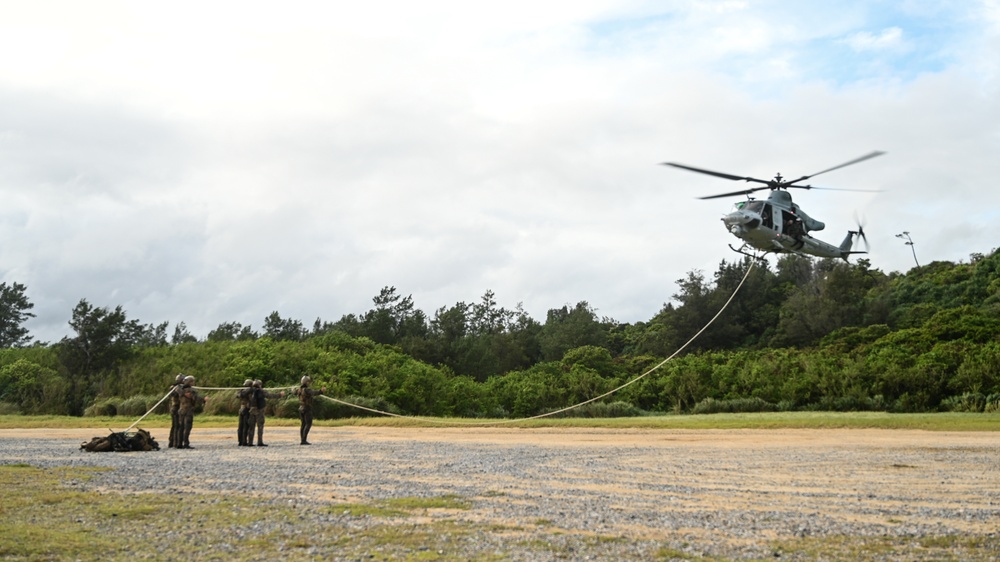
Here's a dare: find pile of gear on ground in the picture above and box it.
[80,428,159,452]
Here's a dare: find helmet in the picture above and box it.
[184,375,195,384]
[175,374,184,383]
[253,379,262,388]
[244,379,253,387]
[301,376,311,385]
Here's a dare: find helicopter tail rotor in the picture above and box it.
[852,225,870,253]
[852,213,870,253]
[842,214,870,256]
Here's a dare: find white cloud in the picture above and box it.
[843,27,906,52]
[1,1,998,343]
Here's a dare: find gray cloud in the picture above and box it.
[2,2,998,344]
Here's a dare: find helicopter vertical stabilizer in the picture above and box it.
[839,225,869,258]
[838,232,855,253]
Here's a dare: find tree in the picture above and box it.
[130,321,169,347]
[262,312,306,341]
[470,290,512,335]
[539,301,607,361]
[359,286,427,345]
[171,322,198,344]
[0,281,35,347]
[207,321,258,341]
[58,299,139,415]
[773,259,884,347]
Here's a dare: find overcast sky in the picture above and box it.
[2,1,998,343]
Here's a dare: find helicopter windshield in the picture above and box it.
[734,201,765,214]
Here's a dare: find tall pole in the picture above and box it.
[895,231,920,267]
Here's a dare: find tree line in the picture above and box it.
[1,248,998,417]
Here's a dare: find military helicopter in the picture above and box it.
[663,151,884,260]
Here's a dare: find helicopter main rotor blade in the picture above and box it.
[784,151,885,185]
[786,185,883,193]
[662,162,772,185]
[697,186,772,199]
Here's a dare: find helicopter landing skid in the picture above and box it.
[728,244,768,261]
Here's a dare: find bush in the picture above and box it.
[275,397,300,418]
[940,392,987,413]
[547,401,645,418]
[315,394,399,419]
[985,394,1000,413]
[84,397,124,417]
[690,396,777,415]
[117,395,158,417]
[809,394,888,412]
[201,389,241,416]
[0,401,20,415]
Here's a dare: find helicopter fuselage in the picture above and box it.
[723,192,862,260]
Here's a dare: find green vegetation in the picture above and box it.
[2,250,1000,419]
[2,411,997,431]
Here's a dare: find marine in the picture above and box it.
[176,375,199,449]
[167,374,184,448]
[237,379,254,446]
[294,376,326,445]
[248,380,284,447]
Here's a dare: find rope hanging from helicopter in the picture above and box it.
[312,254,761,426]
[115,256,760,431]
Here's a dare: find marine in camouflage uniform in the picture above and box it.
[176,375,199,449]
[168,374,184,448]
[237,379,254,446]
[248,380,284,447]
[294,376,326,445]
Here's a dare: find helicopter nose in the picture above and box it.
[723,211,749,227]
[722,211,760,232]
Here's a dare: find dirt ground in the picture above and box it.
[7,426,1000,559]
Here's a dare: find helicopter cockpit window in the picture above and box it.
[744,201,765,213]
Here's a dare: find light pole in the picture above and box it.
[896,231,920,267]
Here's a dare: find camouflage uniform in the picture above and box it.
[294,378,324,445]
[248,381,281,447]
[237,380,253,446]
[168,376,183,448]
[177,377,199,449]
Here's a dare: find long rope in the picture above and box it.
[319,258,758,425]
[116,258,758,429]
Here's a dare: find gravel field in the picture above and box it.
[4,426,1000,560]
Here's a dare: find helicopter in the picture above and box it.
[662,151,884,260]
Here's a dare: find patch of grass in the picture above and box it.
[384,495,471,511]
[655,546,695,560]
[330,495,472,518]
[330,502,408,518]
[772,534,1000,561]
[919,535,992,549]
